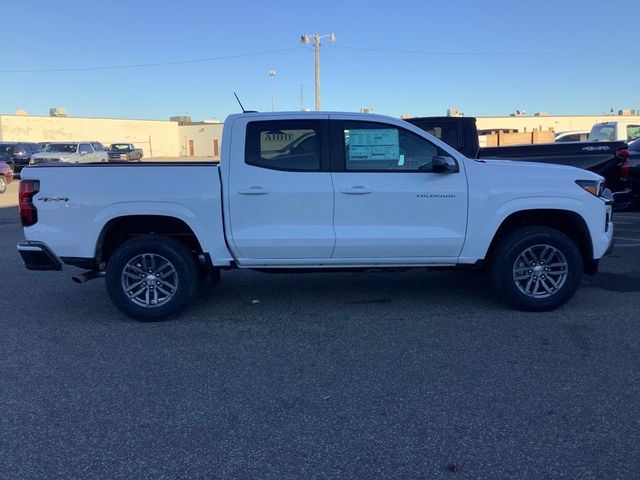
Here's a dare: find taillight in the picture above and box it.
[617,148,630,180]
[19,180,39,227]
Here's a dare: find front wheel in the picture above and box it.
[489,226,583,311]
[105,235,198,321]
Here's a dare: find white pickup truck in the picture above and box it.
[17,112,614,320]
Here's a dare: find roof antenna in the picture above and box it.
[234,92,247,113]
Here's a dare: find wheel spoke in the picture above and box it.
[539,278,553,293]
[126,280,146,293]
[126,264,145,275]
[156,285,173,296]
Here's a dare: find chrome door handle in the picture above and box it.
[237,187,271,195]
[341,186,373,195]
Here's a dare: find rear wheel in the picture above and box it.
[0,175,6,194]
[489,226,583,311]
[105,235,198,321]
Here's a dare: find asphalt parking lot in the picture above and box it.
[2,182,640,479]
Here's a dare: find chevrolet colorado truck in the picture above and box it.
[17,112,614,320]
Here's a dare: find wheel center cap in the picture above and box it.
[146,274,157,281]
[533,266,544,274]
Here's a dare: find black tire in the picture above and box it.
[0,175,6,194]
[7,161,15,173]
[489,226,583,311]
[105,235,198,321]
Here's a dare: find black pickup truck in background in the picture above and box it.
[406,116,634,209]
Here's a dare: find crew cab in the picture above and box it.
[108,143,143,162]
[17,112,614,320]
[30,142,108,164]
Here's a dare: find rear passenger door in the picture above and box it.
[226,116,335,263]
[78,143,94,162]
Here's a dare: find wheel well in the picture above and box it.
[485,209,595,273]
[97,215,204,265]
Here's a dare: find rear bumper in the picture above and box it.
[17,242,63,271]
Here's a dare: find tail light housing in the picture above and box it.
[19,180,40,227]
[617,148,630,180]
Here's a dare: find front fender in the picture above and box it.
[459,196,599,262]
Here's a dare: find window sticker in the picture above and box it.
[346,129,399,161]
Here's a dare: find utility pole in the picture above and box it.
[268,69,276,112]
[300,32,335,111]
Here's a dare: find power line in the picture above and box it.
[326,44,607,56]
[0,47,300,74]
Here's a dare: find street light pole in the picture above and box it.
[268,69,276,112]
[300,32,335,111]
[300,83,307,111]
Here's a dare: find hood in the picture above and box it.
[479,158,602,181]
[31,151,76,161]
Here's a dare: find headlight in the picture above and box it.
[575,179,603,197]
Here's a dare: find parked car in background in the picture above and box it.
[588,121,640,142]
[555,131,589,143]
[405,116,632,208]
[30,142,108,165]
[0,142,42,174]
[0,161,14,194]
[108,143,143,162]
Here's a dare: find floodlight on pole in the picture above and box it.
[268,69,276,112]
[299,32,335,111]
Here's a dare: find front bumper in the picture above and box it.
[17,242,62,271]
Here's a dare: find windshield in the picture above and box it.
[109,144,131,151]
[0,143,17,155]
[44,143,78,153]
[588,124,616,142]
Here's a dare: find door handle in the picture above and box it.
[237,186,271,195]
[341,186,373,195]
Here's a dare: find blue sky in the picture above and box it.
[0,0,637,120]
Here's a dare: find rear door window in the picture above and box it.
[589,124,616,141]
[245,120,322,171]
[79,143,93,154]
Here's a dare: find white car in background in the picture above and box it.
[555,130,589,143]
[30,142,108,165]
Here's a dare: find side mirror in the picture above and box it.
[432,155,459,173]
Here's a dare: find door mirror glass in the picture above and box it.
[432,155,458,173]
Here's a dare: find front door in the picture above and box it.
[330,119,468,261]
[227,118,335,263]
